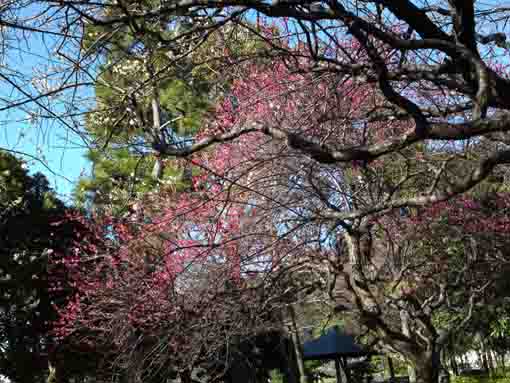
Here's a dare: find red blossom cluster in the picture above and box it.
[48,182,283,379]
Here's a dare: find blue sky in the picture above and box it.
[0,25,91,203]
[0,114,89,202]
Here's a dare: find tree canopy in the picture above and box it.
[0,151,74,383]
[2,1,510,383]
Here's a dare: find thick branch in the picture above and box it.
[323,149,510,221]
[159,115,510,164]
[378,0,451,41]
[448,1,478,55]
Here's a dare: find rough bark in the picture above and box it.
[400,310,417,383]
[414,350,441,383]
[180,370,192,383]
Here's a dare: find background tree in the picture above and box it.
[0,151,73,383]
[74,3,269,214]
[73,0,212,214]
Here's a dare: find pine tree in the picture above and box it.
[75,3,273,214]
[75,1,213,214]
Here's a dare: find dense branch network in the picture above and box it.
[3,1,510,382]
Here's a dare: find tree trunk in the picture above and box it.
[414,349,441,383]
[486,350,495,375]
[450,355,459,376]
[180,370,192,383]
[479,337,494,374]
[480,351,489,371]
[415,362,436,383]
[461,353,467,368]
[387,357,396,382]
[150,81,164,181]
[400,310,417,383]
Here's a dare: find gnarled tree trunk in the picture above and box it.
[413,348,442,383]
